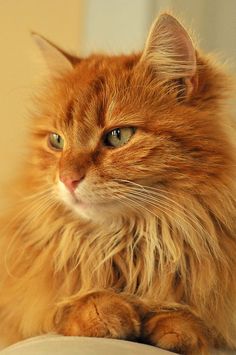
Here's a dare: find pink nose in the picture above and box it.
[60,175,84,193]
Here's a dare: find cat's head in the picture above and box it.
[30,14,232,222]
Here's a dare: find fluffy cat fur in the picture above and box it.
[0,13,236,355]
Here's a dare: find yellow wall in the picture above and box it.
[0,0,83,188]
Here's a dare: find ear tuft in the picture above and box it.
[141,13,198,98]
[31,32,76,75]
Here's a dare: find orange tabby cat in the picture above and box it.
[0,13,236,355]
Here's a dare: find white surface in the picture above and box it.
[0,336,174,355]
[0,335,236,355]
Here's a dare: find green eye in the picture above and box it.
[104,127,136,148]
[48,133,64,150]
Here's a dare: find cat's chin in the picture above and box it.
[65,198,127,222]
[57,182,124,222]
[71,199,112,220]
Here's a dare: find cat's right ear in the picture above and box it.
[31,33,78,74]
[140,14,198,99]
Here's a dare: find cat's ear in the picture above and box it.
[32,33,78,74]
[141,14,198,99]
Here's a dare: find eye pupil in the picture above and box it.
[112,128,121,140]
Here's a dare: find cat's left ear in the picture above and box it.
[141,14,198,99]
[32,33,78,74]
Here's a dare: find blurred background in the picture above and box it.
[0,0,235,191]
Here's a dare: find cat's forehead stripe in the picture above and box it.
[65,99,74,125]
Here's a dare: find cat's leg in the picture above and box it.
[55,291,142,341]
[142,303,212,355]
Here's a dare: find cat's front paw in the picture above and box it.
[142,308,210,355]
[57,291,140,340]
